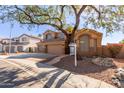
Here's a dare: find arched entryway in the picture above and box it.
[28,47,33,52]
[75,28,102,57]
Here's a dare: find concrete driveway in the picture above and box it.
[0,56,114,88]
[0,61,44,88]
[7,53,56,59]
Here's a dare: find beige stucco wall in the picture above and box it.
[101,45,112,57]
[117,46,124,58]
[39,29,103,57]
[39,41,65,55]
[37,43,46,53]
[101,45,124,59]
[47,45,65,56]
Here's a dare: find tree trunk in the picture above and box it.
[65,34,74,54]
[65,39,71,54]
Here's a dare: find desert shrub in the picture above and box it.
[107,44,123,58]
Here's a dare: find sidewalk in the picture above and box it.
[0,55,10,59]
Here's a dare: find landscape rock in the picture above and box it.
[82,57,92,62]
[92,57,115,67]
[111,75,120,86]
[111,67,124,87]
[115,68,124,80]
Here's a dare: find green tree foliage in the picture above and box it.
[119,39,124,44]
[38,34,42,37]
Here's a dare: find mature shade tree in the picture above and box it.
[0,5,124,54]
[119,39,124,44]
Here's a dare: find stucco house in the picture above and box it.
[1,34,41,53]
[37,28,103,57]
[0,43,2,52]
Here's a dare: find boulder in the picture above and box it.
[81,57,92,62]
[111,67,124,87]
[114,68,124,81]
[92,57,115,67]
[111,75,120,87]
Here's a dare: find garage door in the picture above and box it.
[5,46,15,53]
[47,45,64,55]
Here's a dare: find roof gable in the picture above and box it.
[76,28,102,37]
[18,34,41,40]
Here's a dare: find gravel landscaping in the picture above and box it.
[53,56,124,86]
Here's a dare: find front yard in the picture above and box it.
[53,56,124,86]
[0,53,115,88]
[1,53,123,87]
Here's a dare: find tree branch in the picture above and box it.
[27,7,63,28]
[15,5,68,36]
[49,17,63,28]
[78,5,87,16]
[88,5,101,19]
[71,5,77,15]
[15,5,35,23]
[60,5,66,18]
[72,5,87,36]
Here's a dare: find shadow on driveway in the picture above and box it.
[0,66,71,88]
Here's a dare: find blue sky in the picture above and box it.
[0,22,55,38]
[0,22,124,45]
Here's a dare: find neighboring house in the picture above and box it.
[1,34,41,53]
[0,38,2,52]
[0,42,2,52]
[37,29,103,56]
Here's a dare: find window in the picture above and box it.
[12,38,19,42]
[80,35,89,52]
[93,39,97,51]
[46,34,53,40]
[22,37,27,41]
[58,33,65,39]
[12,38,15,41]
[2,40,9,44]
[16,39,19,42]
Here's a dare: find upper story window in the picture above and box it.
[46,34,53,40]
[2,40,9,44]
[58,33,65,39]
[11,38,19,42]
[16,39,19,42]
[12,38,15,41]
[22,37,28,41]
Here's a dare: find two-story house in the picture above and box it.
[1,34,41,53]
[0,38,3,52]
[38,29,103,56]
